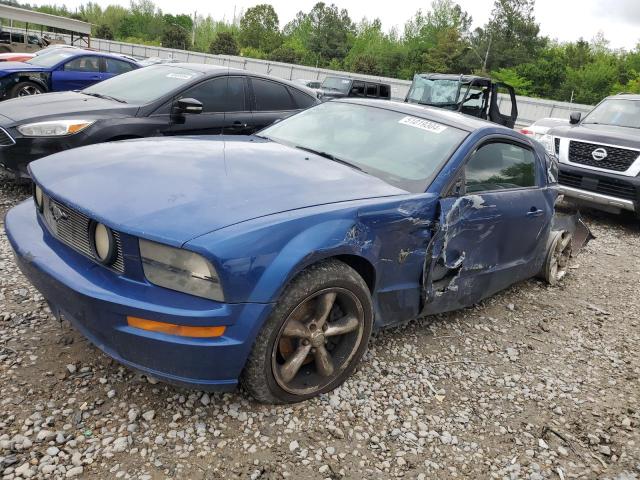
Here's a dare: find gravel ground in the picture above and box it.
[0,177,639,480]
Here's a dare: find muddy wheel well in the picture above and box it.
[334,254,376,293]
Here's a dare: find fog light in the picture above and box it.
[127,316,226,338]
[34,185,43,212]
[90,222,116,264]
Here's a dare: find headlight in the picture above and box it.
[90,222,116,265]
[33,184,43,212]
[139,239,224,302]
[539,134,555,155]
[17,119,95,137]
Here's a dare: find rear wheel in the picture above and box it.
[541,231,572,285]
[9,81,44,98]
[242,260,373,404]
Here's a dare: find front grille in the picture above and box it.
[568,140,639,172]
[40,194,125,273]
[558,171,637,201]
[554,137,560,155]
[0,127,15,146]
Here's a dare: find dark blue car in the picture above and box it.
[5,99,589,403]
[0,48,140,99]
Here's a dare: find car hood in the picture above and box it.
[550,123,640,150]
[29,136,407,246]
[0,61,48,76]
[0,91,136,124]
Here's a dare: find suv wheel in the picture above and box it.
[242,260,373,404]
[10,81,44,98]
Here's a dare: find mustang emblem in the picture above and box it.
[591,147,608,161]
[50,204,68,222]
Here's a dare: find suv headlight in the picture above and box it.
[139,239,224,302]
[539,134,555,155]
[17,119,95,137]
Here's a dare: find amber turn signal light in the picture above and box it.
[127,316,226,338]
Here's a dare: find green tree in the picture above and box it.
[239,4,281,53]
[268,45,301,64]
[209,31,239,55]
[94,24,114,40]
[161,24,191,50]
[305,2,354,65]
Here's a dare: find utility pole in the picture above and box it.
[482,34,492,73]
[192,10,197,46]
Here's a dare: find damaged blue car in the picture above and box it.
[5,99,590,403]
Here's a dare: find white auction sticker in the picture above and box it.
[398,116,447,133]
[166,73,194,80]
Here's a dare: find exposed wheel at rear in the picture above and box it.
[242,260,373,404]
[541,230,572,285]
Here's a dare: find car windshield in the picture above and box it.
[321,77,352,93]
[406,75,463,106]
[582,99,640,129]
[25,50,76,67]
[83,65,203,104]
[260,101,467,193]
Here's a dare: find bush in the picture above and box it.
[209,32,239,56]
[267,45,301,64]
[161,24,191,50]
[94,24,114,40]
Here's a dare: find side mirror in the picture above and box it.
[569,112,581,125]
[176,98,203,115]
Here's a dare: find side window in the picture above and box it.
[465,142,537,193]
[226,76,246,111]
[366,84,378,97]
[497,86,514,116]
[252,78,294,111]
[288,87,316,109]
[379,85,390,99]
[63,56,101,72]
[351,81,365,96]
[105,58,136,75]
[181,77,228,113]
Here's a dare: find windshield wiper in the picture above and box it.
[294,145,364,172]
[82,92,127,104]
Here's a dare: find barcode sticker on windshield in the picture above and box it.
[399,116,447,133]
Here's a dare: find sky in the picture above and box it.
[29,0,640,50]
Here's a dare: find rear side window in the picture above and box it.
[379,85,390,99]
[288,87,316,109]
[252,78,293,111]
[64,56,100,72]
[105,58,136,74]
[465,142,536,193]
[366,84,378,97]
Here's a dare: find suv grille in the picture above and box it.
[40,194,125,273]
[558,171,637,201]
[568,140,639,172]
[554,137,560,156]
[0,127,15,146]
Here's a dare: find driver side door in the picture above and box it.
[51,55,104,91]
[422,138,553,315]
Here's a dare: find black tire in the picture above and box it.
[241,260,373,404]
[9,81,44,98]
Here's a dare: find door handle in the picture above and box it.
[231,121,247,129]
[526,208,544,217]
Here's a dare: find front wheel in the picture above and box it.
[9,81,44,98]
[541,231,572,285]
[242,260,373,404]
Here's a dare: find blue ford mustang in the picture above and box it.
[6,99,588,403]
[0,49,140,99]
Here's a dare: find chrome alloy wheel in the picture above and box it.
[271,288,365,396]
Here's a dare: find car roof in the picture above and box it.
[163,63,318,96]
[51,49,139,63]
[336,98,502,132]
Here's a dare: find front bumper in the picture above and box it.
[5,200,273,391]
[558,163,639,213]
[0,129,89,180]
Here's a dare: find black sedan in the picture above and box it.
[0,63,319,180]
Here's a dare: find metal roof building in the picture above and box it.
[0,4,91,37]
